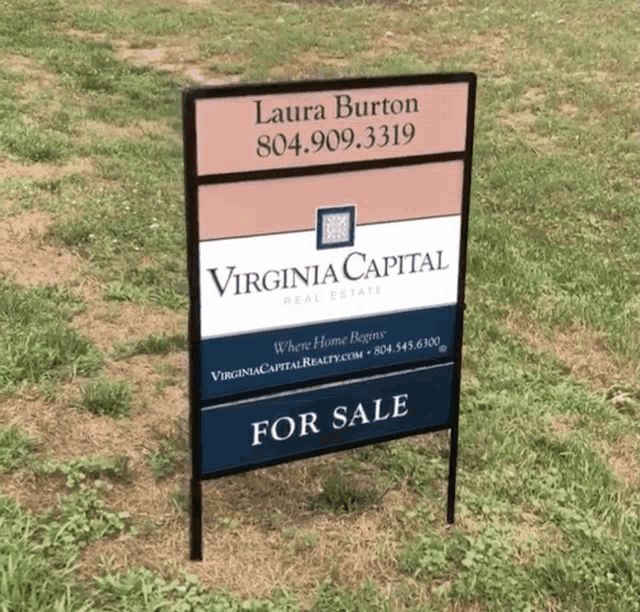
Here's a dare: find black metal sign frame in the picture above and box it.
[183,72,476,560]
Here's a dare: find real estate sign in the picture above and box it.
[183,73,476,560]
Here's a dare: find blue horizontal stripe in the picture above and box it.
[199,363,454,477]
[198,304,457,401]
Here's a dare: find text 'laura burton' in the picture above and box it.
[254,94,419,125]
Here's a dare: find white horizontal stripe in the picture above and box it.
[199,216,461,338]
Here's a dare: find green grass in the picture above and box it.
[312,580,392,612]
[309,473,381,514]
[0,280,103,391]
[77,378,133,418]
[0,488,129,612]
[146,436,186,481]
[0,424,37,472]
[35,454,131,489]
[0,0,638,609]
[114,332,186,360]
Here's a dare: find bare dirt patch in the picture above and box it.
[505,315,637,390]
[65,28,110,43]
[0,209,88,287]
[115,43,200,73]
[560,102,579,118]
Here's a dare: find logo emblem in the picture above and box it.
[316,205,356,250]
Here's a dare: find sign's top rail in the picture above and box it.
[183,72,475,100]
[185,74,475,177]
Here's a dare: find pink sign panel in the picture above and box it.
[198,160,464,241]
[195,82,469,176]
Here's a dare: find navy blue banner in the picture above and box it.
[199,363,454,477]
[199,305,456,401]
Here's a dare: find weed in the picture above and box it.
[309,473,380,514]
[49,483,130,549]
[0,424,37,472]
[0,496,89,611]
[169,487,187,513]
[77,377,132,418]
[35,454,131,489]
[1,123,71,163]
[102,280,148,303]
[0,485,128,611]
[93,565,299,611]
[103,278,187,310]
[113,332,186,359]
[147,436,186,481]
[370,440,449,491]
[48,217,96,248]
[257,511,284,530]
[288,529,317,554]
[312,579,391,612]
[400,530,456,578]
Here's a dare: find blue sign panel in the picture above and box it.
[199,305,457,400]
[200,363,454,476]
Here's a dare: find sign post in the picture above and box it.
[183,73,476,560]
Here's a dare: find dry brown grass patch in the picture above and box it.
[78,118,179,144]
[510,511,566,567]
[498,86,569,154]
[74,447,421,603]
[1,54,59,91]
[0,54,82,128]
[67,28,242,84]
[269,51,351,80]
[0,209,89,287]
[78,464,415,603]
[72,301,186,352]
[113,40,215,83]
[0,354,187,464]
[0,352,188,523]
[548,414,579,440]
[505,315,637,390]
[440,600,488,612]
[0,155,93,182]
[604,433,639,490]
[0,467,67,516]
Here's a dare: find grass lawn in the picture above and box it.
[0,0,638,610]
